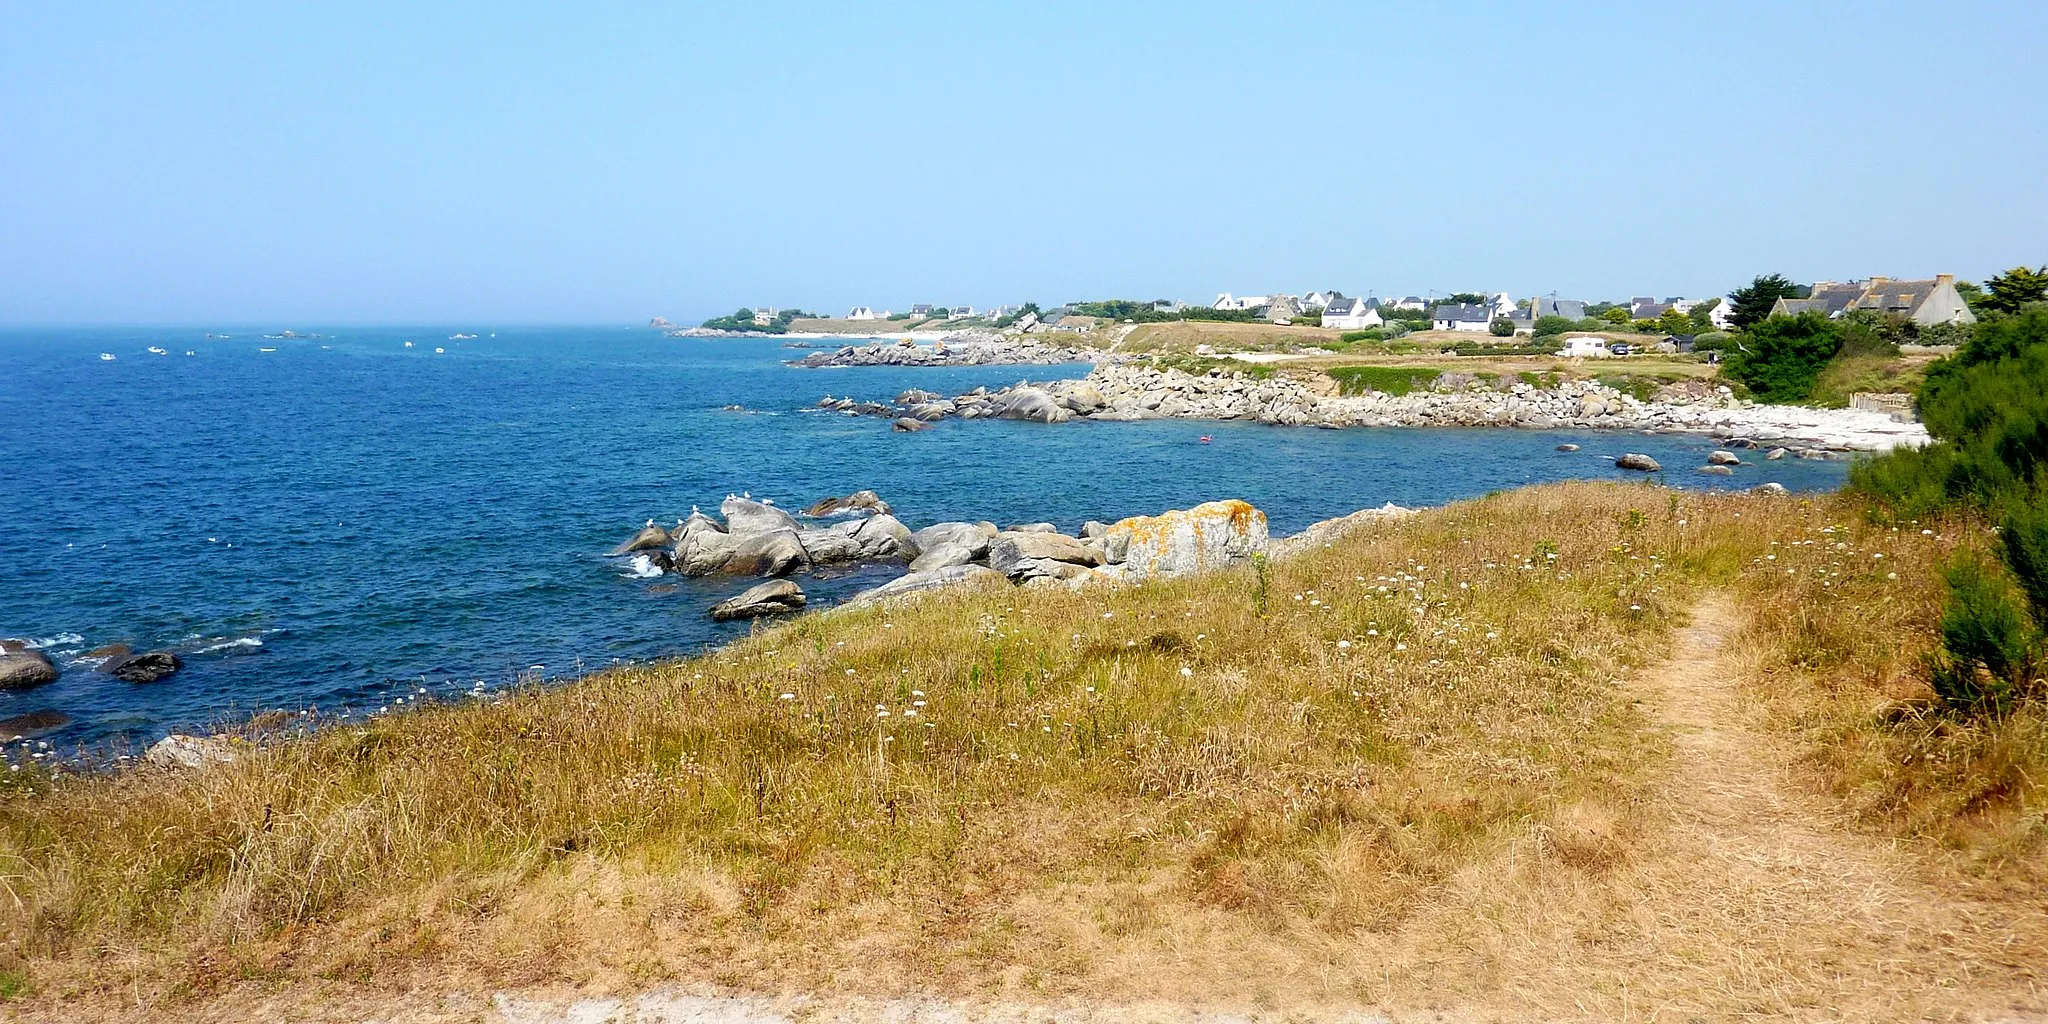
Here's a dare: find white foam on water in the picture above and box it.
[624,554,665,579]
[21,633,84,651]
[195,637,264,654]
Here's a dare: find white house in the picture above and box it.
[1558,335,1612,358]
[949,306,975,319]
[1301,290,1340,312]
[1389,296,1427,311]
[846,307,880,321]
[1431,302,1493,332]
[751,307,777,326]
[1212,293,1268,311]
[1322,296,1383,330]
[1490,292,1519,319]
[1708,298,1737,330]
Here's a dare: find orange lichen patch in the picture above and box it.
[1106,500,1269,578]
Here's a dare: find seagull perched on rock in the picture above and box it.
[645,518,654,528]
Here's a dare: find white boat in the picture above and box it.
[403,341,414,348]
[258,347,277,353]
[434,346,446,354]
[184,350,196,356]
[99,352,115,361]
[147,346,168,355]
[449,333,477,340]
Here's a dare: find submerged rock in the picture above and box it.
[1102,499,1268,579]
[0,709,71,741]
[1751,481,1790,495]
[1699,464,1735,476]
[710,580,807,621]
[891,417,932,432]
[106,651,182,683]
[0,641,58,691]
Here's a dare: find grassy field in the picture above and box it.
[2,484,2043,1021]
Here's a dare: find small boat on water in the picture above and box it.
[449,333,477,340]
[99,352,115,361]
[403,341,415,348]
[258,347,278,353]
[434,346,446,354]
[184,350,196,356]
[147,346,168,355]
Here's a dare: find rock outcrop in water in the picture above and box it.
[0,641,59,691]
[710,580,808,621]
[814,363,1930,454]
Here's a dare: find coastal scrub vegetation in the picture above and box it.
[1326,365,1441,396]
[1,484,2044,1018]
[1066,299,1264,324]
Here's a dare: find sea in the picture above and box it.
[0,326,1851,750]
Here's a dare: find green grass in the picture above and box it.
[0,969,27,1001]
[1806,353,1928,409]
[1518,370,1560,390]
[1327,366,1443,396]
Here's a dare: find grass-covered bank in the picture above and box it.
[2,483,2044,1020]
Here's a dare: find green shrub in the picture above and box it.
[1931,555,2037,711]
[1723,311,1841,402]
[1339,329,1386,343]
[1327,366,1442,396]
[1998,501,2048,624]
[1532,315,1575,338]
[1690,331,1733,352]
[1489,317,1515,337]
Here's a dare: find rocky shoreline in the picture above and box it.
[787,332,1109,368]
[815,362,1929,453]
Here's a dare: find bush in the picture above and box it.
[1723,311,1841,402]
[1532,315,1575,338]
[1327,366,1442,396]
[1931,555,2037,711]
[1690,331,1733,352]
[1489,317,1515,337]
[1339,329,1386,343]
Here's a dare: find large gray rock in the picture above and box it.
[611,523,672,555]
[909,541,980,571]
[851,513,915,559]
[0,641,58,691]
[991,387,1072,424]
[1102,500,1268,579]
[848,565,1006,606]
[106,651,182,683]
[1707,450,1742,465]
[673,526,739,576]
[726,530,810,576]
[910,523,990,558]
[710,580,807,621]
[805,490,892,517]
[796,528,864,565]
[1615,453,1662,472]
[987,532,1101,577]
[1699,464,1735,476]
[721,496,801,536]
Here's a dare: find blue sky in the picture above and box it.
[2,1,2043,325]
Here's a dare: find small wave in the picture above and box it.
[194,637,265,654]
[21,633,84,651]
[623,554,665,579]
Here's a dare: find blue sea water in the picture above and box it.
[0,326,1850,749]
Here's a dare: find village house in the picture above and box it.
[1431,302,1494,332]
[948,306,975,319]
[1771,276,1976,326]
[1266,295,1302,323]
[750,307,777,326]
[1322,296,1382,330]
[1503,296,1589,334]
[1212,293,1268,311]
[1389,296,1427,311]
[1300,290,1342,311]
[846,306,881,321]
[909,304,935,316]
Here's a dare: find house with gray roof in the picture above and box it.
[1431,303,1494,332]
[1848,276,1976,325]
[1323,295,1383,330]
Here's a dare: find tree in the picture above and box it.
[1657,306,1694,335]
[1688,301,1720,334]
[1727,273,1804,330]
[1532,315,1576,338]
[1447,292,1487,306]
[1982,265,2048,315]
[1489,317,1515,337]
[1723,310,1840,402]
[1600,307,1630,325]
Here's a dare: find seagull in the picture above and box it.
[645,519,654,528]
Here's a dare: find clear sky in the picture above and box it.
[2,1,2043,325]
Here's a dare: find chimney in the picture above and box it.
[1937,273,1955,286]
[1868,276,1888,286]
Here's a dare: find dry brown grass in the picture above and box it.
[2,483,2045,1022]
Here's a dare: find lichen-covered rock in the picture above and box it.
[145,733,241,769]
[1103,499,1268,580]
[1615,453,1662,472]
[805,490,892,517]
[987,532,1101,577]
